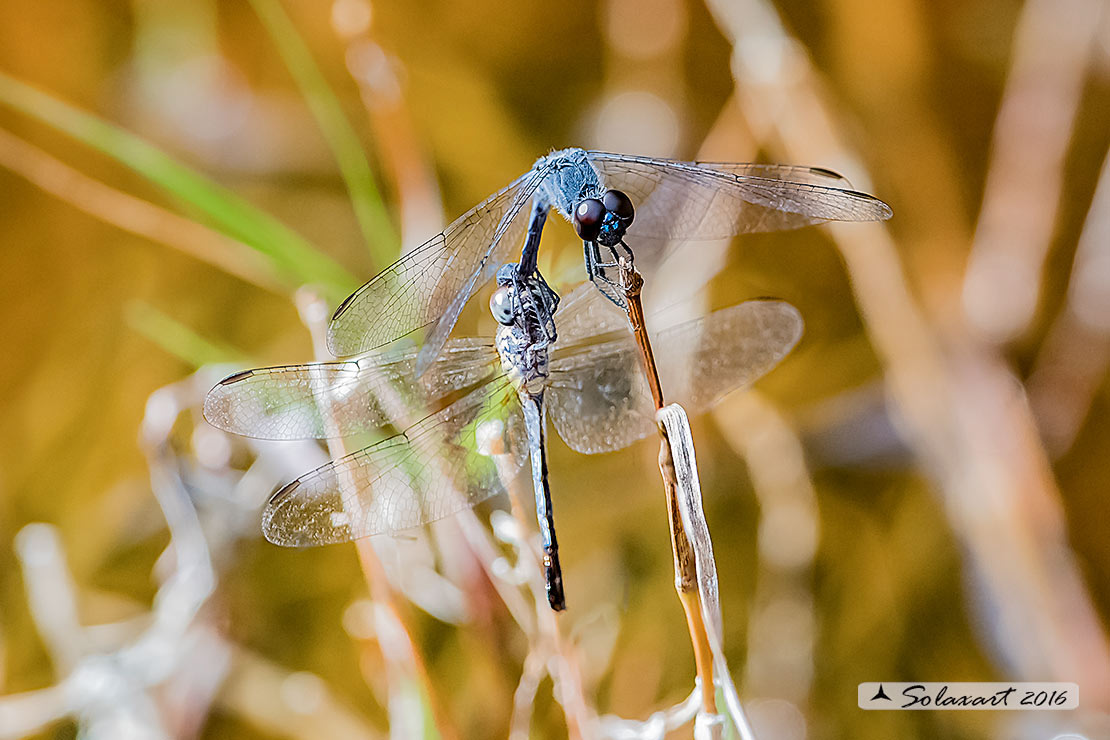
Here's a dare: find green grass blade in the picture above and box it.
[126,301,252,368]
[0,71,357,300]
[249,0,398,268]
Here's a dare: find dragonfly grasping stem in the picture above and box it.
[618,260,717,716]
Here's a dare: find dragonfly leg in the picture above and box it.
[506,266,560,345]
[531,270,560,342]
[584,240,628,309]
[517,200,549,277]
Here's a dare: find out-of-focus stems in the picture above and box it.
[249,0,398,265]
[1028,148,1110,454]
[960,0,1104,342]
[330,0,443,254]
[0,71,357,299]
[704,0,1110,710]
[0,127,288,295]
[221,646,383,740]
[714,393,818,716]
[295,290,459,740]
[620,262,717,717]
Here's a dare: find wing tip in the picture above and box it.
[874,197,894,221]
[262,480,312,547]
[202,376,242,432]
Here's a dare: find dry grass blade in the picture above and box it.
[294,289,458,740]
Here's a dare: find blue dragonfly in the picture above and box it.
[325,149,890,373]
[204,280,804,611]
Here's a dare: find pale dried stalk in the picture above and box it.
[0,126,286,294]
[704,0,1110,710]
[481,440,594,740]
[294,290,460,740]
[1028,147,1110,454]
[961,0,1104,341]
[713,392,817,716]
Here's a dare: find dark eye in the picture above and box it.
[573,198,605,241]
[489,286,515,325]
[602,190,634,222]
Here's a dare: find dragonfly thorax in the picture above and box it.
[534,148,605,218]
[491,268,554,395]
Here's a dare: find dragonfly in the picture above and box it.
[325,148,891,374]
[204,280,805,611]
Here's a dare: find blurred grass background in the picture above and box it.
[1,0,1109,738]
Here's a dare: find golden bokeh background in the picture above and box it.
[1,0,1109,738]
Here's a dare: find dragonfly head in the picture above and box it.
[573,189,635,246]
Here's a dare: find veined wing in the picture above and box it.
[547,297,804,454]
[586,151,891,242]
[548,282,630,346]
[328,165,551,358]
[204,338,496,440]
[692,162,854,188]
[263,379,528,546]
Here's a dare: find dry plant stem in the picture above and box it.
[296,291,459,740]
[1027,147,1110,454]
[0,126,287,294]
[620,262,717,716]
[961,0,1104,341]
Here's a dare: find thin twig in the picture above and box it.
[619,260,716,717]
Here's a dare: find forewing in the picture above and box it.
[263,381,527,546]
[586,152,891,241]
[204,338,496,440]
[327,167,548,357]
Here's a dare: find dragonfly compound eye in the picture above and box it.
[489,286,515,325]
[573,198,605,241]
[601,189,635,223]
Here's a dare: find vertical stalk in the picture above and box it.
[619,261,717,715]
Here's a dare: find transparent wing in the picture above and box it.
[263,380,528,546]
[692,162,854,188]
[204,338,496,440]
[327,166,550,357]
[549,282,631,346]
[586,151,892,241]
[547,298,804,454]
